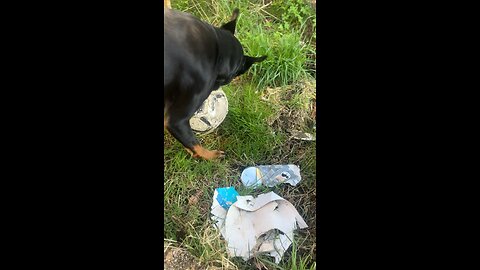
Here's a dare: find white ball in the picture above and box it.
[190,89,229,134]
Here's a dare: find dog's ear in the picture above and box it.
[221,8,240,35]
[237,55,267,76]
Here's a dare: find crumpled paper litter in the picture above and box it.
[211,191,308,263]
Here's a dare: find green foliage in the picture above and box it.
[242,29,309,88]
[270,0,316,30]
[171,0,316,89]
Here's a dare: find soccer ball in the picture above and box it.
[190,89,229,134]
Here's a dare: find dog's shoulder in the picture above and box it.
[164,8,194,23]
[165,9,213,37]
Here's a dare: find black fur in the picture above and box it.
[164,8,266,159]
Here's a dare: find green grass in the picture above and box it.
[165,1,316,269]
[172,0,316,89]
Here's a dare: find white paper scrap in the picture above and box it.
[210,191,308,263]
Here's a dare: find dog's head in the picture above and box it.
[213,9,267,89]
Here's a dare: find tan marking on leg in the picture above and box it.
[164,104,170,129]
[185,147,194,156]
[191,145,224,160]
[164,115,169,129]
[164,0,171,9]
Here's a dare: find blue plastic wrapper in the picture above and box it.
[215,187,239,210]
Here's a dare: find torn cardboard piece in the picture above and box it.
[211,189,228,237]
[211,191,308,263]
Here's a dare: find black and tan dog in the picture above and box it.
[164,8,266,160]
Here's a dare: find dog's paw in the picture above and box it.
[191,145,225,160]
[212,150,225,159]
[197,149,225,160]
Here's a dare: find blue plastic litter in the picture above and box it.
[241,165,302,188]
[216,187,239,210]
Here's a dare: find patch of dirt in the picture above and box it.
[164,245,203,270]
[188,189,203,206]
[262,79,316,134]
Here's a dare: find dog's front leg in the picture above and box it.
[165,118,225,160]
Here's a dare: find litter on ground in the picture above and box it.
[211,190,308,263]
[241,164,302,188]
